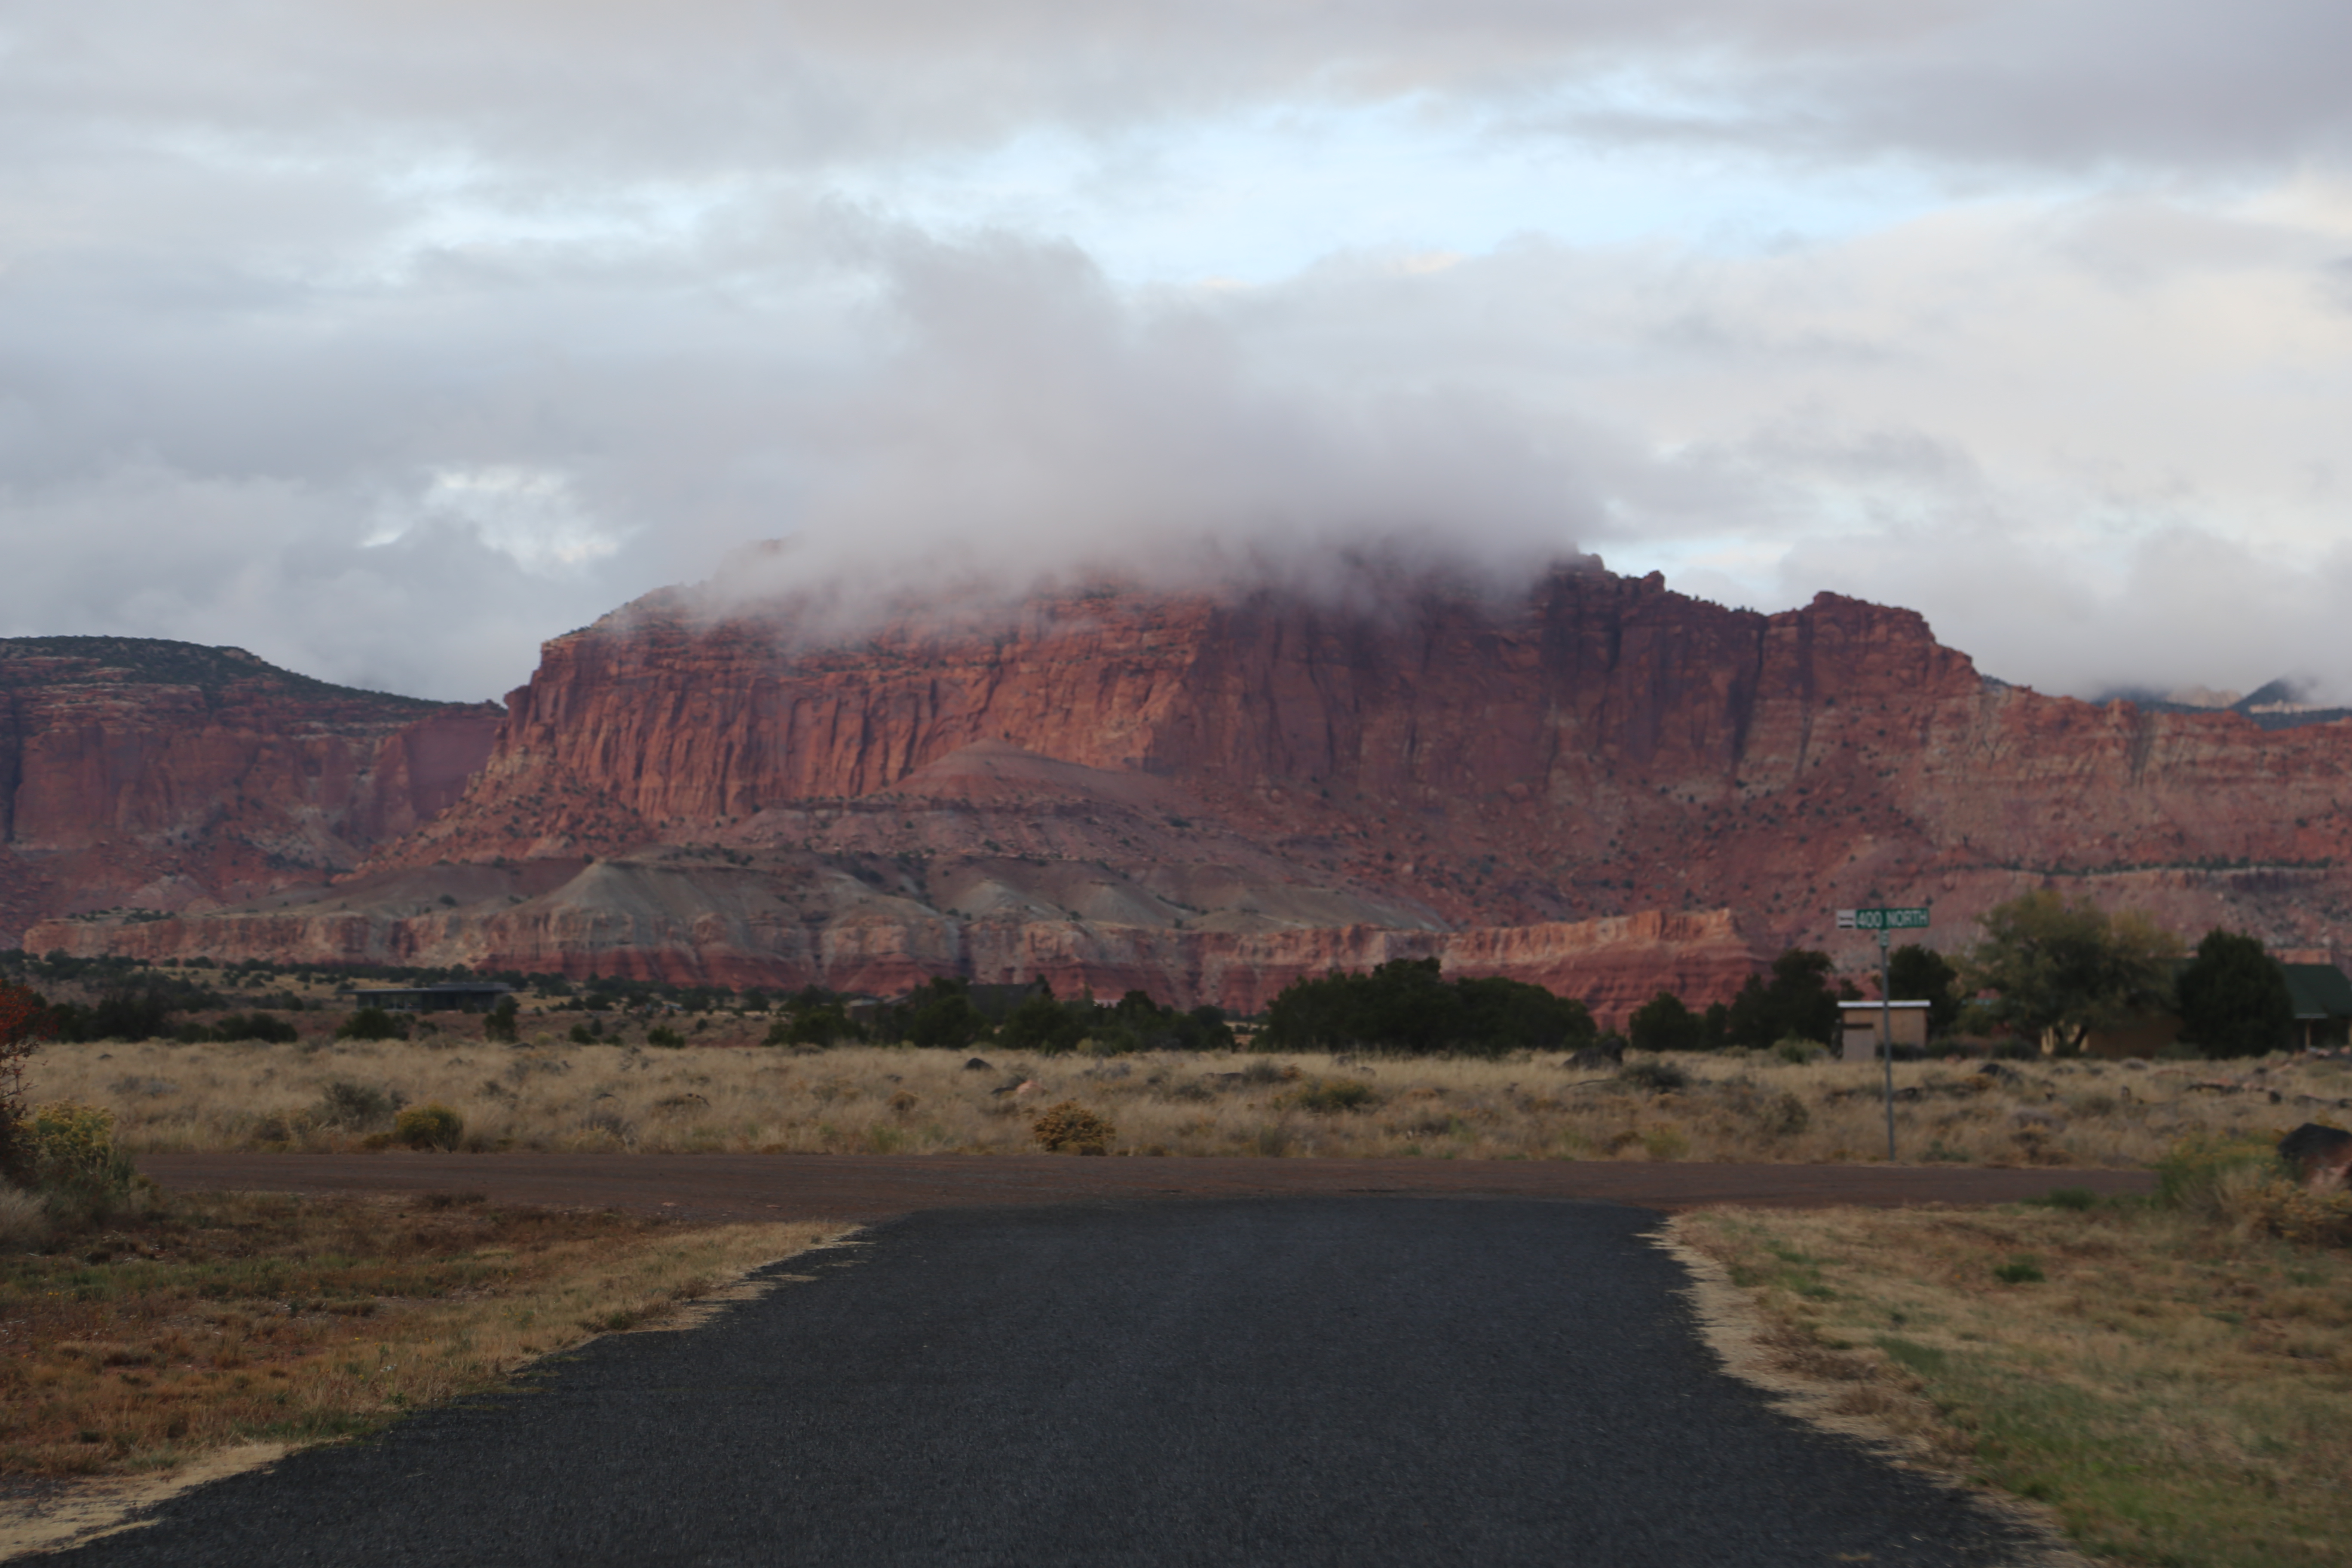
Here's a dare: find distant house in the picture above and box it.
[2285,963,2352,1050]
[337,983,516,1014]
[2075,960,2352,1057]
[1837,1000,1931,1061]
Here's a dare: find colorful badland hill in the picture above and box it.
[17,563,2352,1022]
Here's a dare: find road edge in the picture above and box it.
[1654,1212,2101,1568]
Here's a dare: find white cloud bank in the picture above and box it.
[2,0,2350,701]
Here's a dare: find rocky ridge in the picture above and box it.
[26,563,2352,1015]
[0,637,502,946]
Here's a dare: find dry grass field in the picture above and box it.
[1674,1190,2352,1568]
[25,1032,2352,1166]
[0,1192,845,1479]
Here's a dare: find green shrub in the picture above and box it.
[1259,958,1596,1057]
[1618,1059,1688,1092]
[1031,1101,1114,1155]
[27,1102,142,1226]
[769,1008,859,1048]
[998,993,1085,1055]
[2154,1132,2281,1217]
[1628,991,1706,1054]
[336,1006,410,1043]
[1993,1255,2046,1284]
[1285,1077,1380,1114]
[211,1011,300,1044]
[647,1025,685,1048]
[483,997,520,1044]
[393,1104,464,1151]
[316,1079,403,1130]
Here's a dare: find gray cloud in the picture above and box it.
[5,0,2352,708]
[10,1,2349,181]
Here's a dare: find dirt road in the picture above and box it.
[135,1151,2151,1221]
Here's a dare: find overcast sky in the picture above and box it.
[4,1,2350,703]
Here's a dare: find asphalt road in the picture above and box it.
[58,1198,2053,1567]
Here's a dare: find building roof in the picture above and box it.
[1837,1000,1932,1011]
[2282,962,2352,1020]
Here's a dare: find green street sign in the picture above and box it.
[1837,906,1930,931]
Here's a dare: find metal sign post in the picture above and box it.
[1836,906,1930,1161]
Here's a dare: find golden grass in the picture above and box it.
[29,1032,2352,1165]
[1672,1201,2352,1568]
[0,1192,846,1478]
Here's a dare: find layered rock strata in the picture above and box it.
[0,638,501,946]
[31,560,2352,1006]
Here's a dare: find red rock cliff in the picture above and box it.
[0,637,502,945]
[39,561,2352,1002]
[378,562,2352,961]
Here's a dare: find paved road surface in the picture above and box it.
[136,1150,2151,1221]
[58,1199,2058,1567]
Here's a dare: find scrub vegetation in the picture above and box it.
[1675,1144,2352,1568]
[0,1191,844,1478]
[24,1036,2352,1166]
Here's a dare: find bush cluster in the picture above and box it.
[1258,959,1594,1057]
[1030,1101,1115,1155]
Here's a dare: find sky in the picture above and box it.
[3,0,2350,704]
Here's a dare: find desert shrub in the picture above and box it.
[210,1011,300,1044]
[2175,928,2295,1059]
[393,1103,464,1151]
[1761,1090,1810,1136]
[1886,945,1963,1036]
[1074,991,1236,1055]
[769,1007,860,1048]
[998,992,1086,1055]
[1,980,52,1184]
[1261,959,1595,1057]
[2153,1132,2282,1218]
[2239,1179,2352,1247]
[27,1102,142,1225]
[0,1185,47,1249]
[1618,1059,1688,1093]
[1031,1101,1114,1155]
[1724,949,1849,1050]
[316,1079,404,1130]
[893,979,987,1051]
[336,1006,411,1043]
[1993,1255,2046,1284]
[647,1025,686,1048]
[1773,1037,1827,1065]
[1284,1077,1379,1114]
[1628,991,1706,1054]
[483,997,521,1044]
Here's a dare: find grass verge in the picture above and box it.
[0,1191,846,1552]
[1671,1198,2352,1568]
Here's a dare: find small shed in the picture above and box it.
[1838,1000,1931,1062]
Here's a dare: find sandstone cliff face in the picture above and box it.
[374,563,2352,962]
[37,561,2352,1005]
[0,638,502,946]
